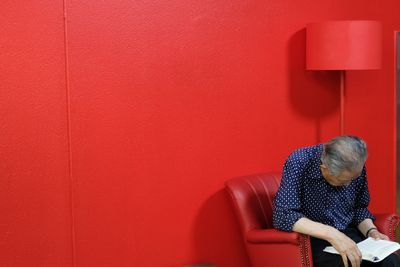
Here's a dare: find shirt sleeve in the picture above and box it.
[352,167,375,226]
[273,151,306,231]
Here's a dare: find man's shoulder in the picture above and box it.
[288,144,323,162]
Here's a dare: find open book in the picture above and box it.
[323,237,400,262]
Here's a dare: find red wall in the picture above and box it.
[1,0,400,266]
[0,1,73,266]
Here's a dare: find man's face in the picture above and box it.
[320,165,362,187]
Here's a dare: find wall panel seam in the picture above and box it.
[62,0,77,266]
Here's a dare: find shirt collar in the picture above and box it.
[309,144,324,180]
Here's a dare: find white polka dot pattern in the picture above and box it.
[272,144,375,232]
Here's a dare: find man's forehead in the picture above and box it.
[338,169,362,179]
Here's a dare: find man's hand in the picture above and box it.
[292,218,364,266]
[327,228,362,267]
[358,219,389,241]
[368,229,389,240]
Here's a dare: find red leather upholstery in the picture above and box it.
[225,172,400,267]
[374,213,400,241]
[225,172,313,267]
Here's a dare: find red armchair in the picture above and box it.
[225,172,400,267]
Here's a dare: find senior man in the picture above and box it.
[273,136,400,267]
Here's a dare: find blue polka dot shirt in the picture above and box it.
[273,144,375,232]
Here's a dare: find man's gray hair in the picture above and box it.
[321,135,368,177]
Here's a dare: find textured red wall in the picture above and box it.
[0,1,72,266]
[1,0,400,266]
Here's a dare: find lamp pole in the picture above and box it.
[340,70,345,135]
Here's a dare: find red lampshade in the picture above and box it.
[306,20,382,70]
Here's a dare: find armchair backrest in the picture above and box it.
[225,172,281,234]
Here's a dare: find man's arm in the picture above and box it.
[357,218,389,240]
[352,167,375,226]
[293,218,362,267]
[272,153,306,231]
[352,168,388,240]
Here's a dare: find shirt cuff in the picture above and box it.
[353,208,375,226]
[273,209,304,232]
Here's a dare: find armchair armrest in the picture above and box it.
[246,228,303,245]
[374,213,400,241]
[245,229,313,267]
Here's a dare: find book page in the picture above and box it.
[323,238,400,262]
[358,238,394,253]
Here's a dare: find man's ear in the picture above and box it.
[320,164,329,176]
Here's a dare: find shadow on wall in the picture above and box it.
[192,189,251,267]
[288,28,339,142]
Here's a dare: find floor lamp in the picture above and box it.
[306,20,382,134]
